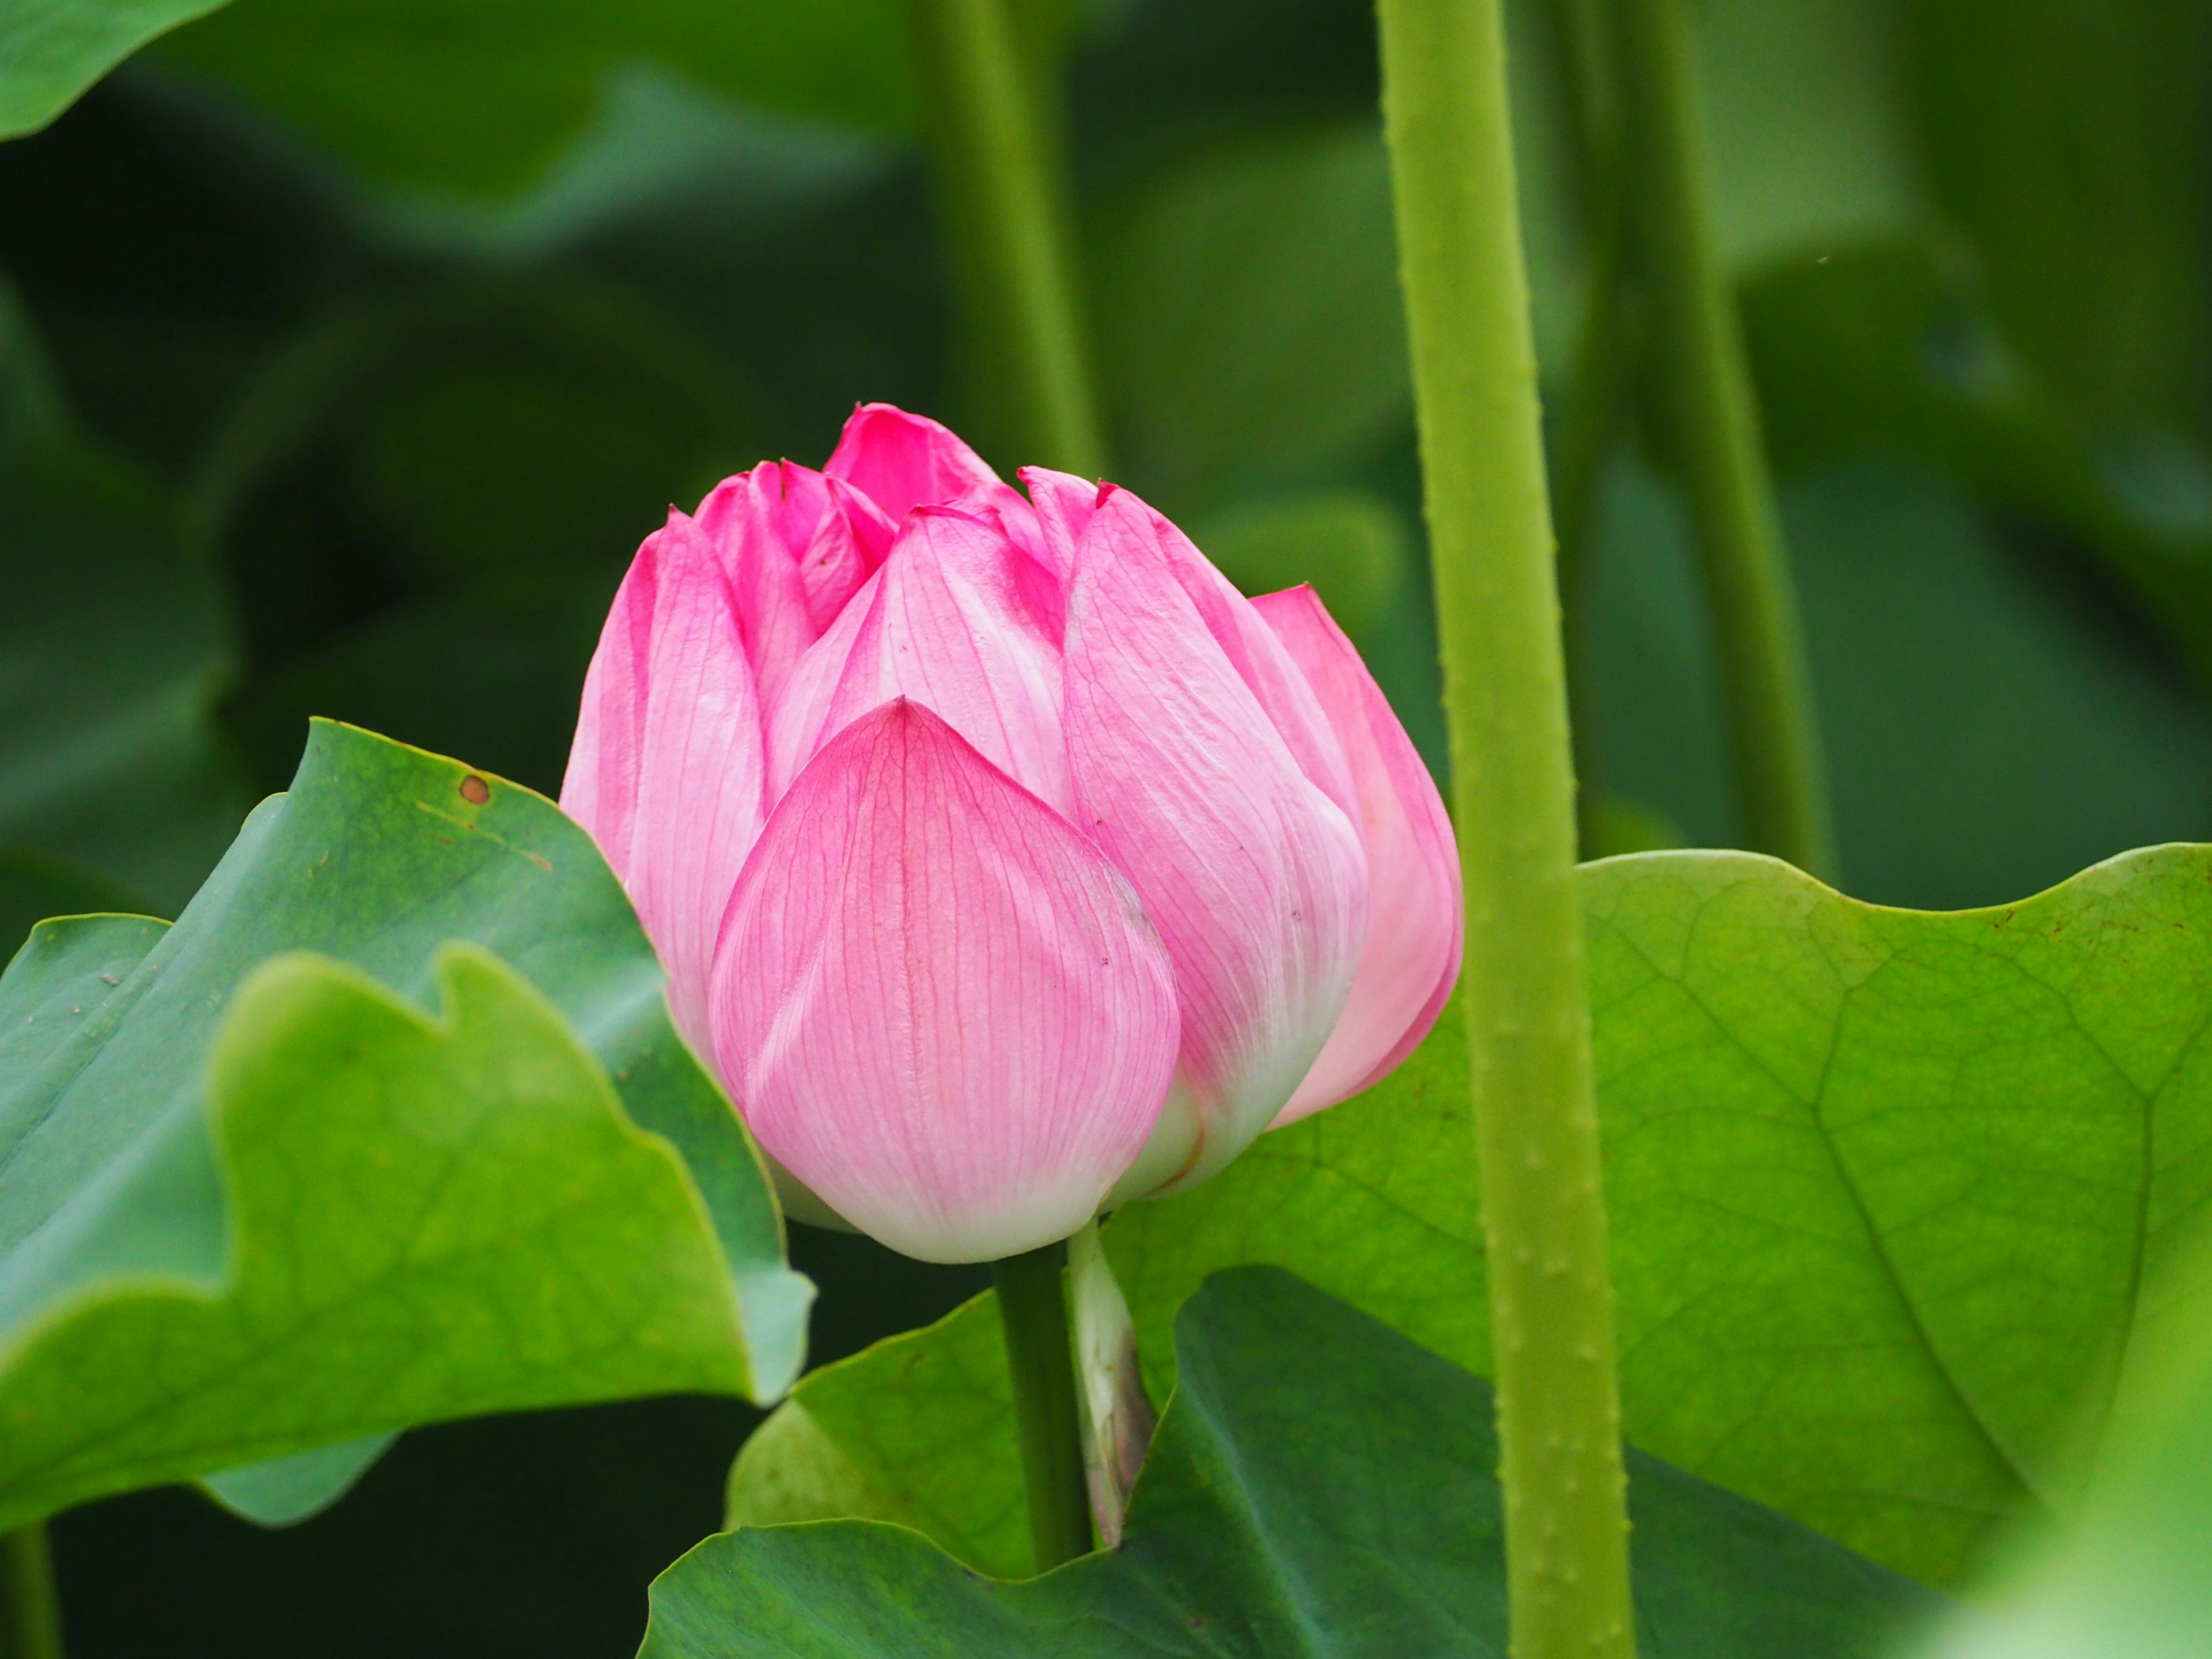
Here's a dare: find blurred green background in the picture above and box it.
[2,0,2209,1651]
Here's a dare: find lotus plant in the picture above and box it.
[562,404,1460,1264]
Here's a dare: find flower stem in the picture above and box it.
[1374,1,1637,1657]
[992,1241,1092,1573]
[901,0,1110,476]
[3,1525,64,1659]
[1607,0,1834,877]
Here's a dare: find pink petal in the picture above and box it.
[766,506,1073,817]
[692,467,828,707]
[1020,466,1103,564]
[1105,487,1361,823]
[815,476,899,597]
[1252,585,1463,1121]
[1016,465,1101,584]
[1063,488,1368,1198]
[710,700,1179,1263]
[561,512,767,1064]
[824,403,1002,525]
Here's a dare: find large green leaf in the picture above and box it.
[0,279,244,913]
[680,1269,1936,1657]
[0,720,810,1529]
[1912,1234,2212,1659]
[0,0,229,139]
[730,844,2212,1587]
[151,0,914,197]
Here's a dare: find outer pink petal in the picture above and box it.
[1063,488,1368,1198]
[1253,585,1463,1121]
[824,403,1002,525]
[766,506,1072,816]
[560,512,767,1063]
[1103,487,1360,824]
[1019,466,1103,573]
[710,700,1179,1263]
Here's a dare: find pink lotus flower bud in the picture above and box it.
[561,404,1460,1262]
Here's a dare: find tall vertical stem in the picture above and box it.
[1608,0,1834,877]
[992,1242,1092,1573]
[902,0,1111,476]
[3,1525,64,1659]
[1375,1,1637,1656]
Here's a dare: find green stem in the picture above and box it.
[3,1525,63,1659]
[902,0,1111,476]
[992,1242,1092,1573]
[1374,1,1637,1657]
[1607,0,1834,877]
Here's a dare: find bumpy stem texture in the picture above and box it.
[993,1242,1093,1573]
[1374,0,1638,1656]
[3,1525,63,1659]
[902,0,1110,476]
[1609,0,1834,877]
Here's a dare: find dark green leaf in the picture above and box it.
[678,1270,1937,1657]
[0,721,810,1529]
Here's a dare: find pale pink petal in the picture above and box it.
[946,479,1070,639]
[1064,488,1368,1198]
[766,507,1073,816]
[763,566,880,798]
[1019,465,1101,579]
[560,513,767,1063]
[1253,585,1463,1120]
[710,700,1179,1263]
[824,403,1001,525]
[1105,487,1361,823]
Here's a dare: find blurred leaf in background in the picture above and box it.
[152,0,915,195]
[0,278,242,926]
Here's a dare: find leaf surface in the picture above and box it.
[680,1269,1937,1658]
[151,0,912,195]
[0,0,229,138]
[730,846,2212,1585]
[0,721,810,1528]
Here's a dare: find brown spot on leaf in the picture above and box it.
[459,774,491,806]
